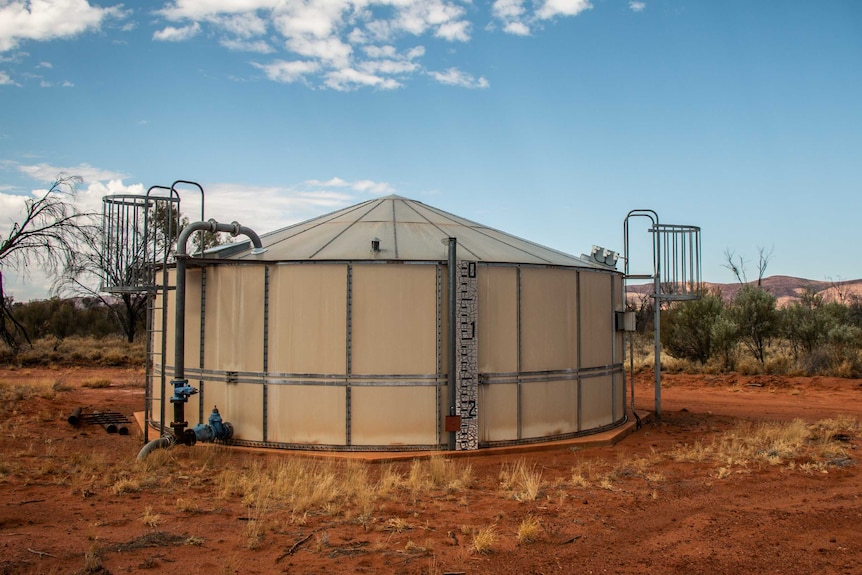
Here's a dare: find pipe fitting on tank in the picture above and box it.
[169,379,198,404]
[192,406,234,444]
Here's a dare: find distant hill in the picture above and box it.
[626,275,862,308]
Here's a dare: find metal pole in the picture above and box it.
[447,237,457,451]
[653,221,662,419]
[654,270,662,418]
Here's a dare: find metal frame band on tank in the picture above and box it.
[156,258,626,451]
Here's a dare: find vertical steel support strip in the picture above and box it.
[610,273,617,423]
[654,226,662,418]
[263,266,270,443]
[198,268,207,423]
[576,271,583,432]
[346,264,353,446]
[516,265,523,440]
[436,264,442,446]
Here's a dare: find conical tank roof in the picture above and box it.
[225,195,607,268]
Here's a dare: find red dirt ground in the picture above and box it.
[1,367,860,575]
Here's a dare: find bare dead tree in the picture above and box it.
[755,245,774,288]
[0,176,97,351]
[53,228,149,344]
[723,246,774,287]
[722,249,747,284]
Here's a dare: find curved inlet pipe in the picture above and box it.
[170,220,265,441]
[137,435,174,461]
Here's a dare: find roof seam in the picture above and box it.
[392,198,399,259]
[253,198,378,256]
[402,200,482,260]
[307,198,383,259]
[418,202,555,265]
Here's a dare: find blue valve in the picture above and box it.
[192,406,234,443]
[169,379,198,403]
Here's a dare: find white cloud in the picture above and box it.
[0,70,18,85]
[252,59,320,83]
[212,12,268,38]
[16,162,127,184]
[32,164,106,182]
[503,21,531,36]
[324,67,401,91]
[154,0,481,90]
[428,67,489,89]
[220,38,274,53]
[629,1,646,12]
[492,0,591,34]
[153,22,201,41]
[0,0,126,52]
[305,177,349,187]
[351,179,394,195]
[37,61,52,68]
[286,35,352,67]
[536,0,593,20]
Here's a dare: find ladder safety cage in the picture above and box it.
[652,223,702,301]
[100,188,181,294]
[623,210,702,419]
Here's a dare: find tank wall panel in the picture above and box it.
[204,266,265,372]
[351,387,438,445]
[614,373,624,419]
[478,384,518,442]
[477,266,518,373]
[268,264,347,374]
[352,265,437,375]
[185,269,204,427]
[520,268,578,372]
[581,376,614,430]
[201,380,264,441]
[267,386,347,444]
[521,379,578,438]
[162,269,176,370]
[613,277,625,364]
[580,273,613,368]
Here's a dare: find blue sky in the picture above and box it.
[1,0,860,301]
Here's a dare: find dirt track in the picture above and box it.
[1,367,860,575]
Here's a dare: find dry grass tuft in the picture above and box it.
[141,505,162,528]
[471,524,498,554]
[407,457,472,497]
[112,476,141,495]
[516,515,542,544]
[499,459,544,501]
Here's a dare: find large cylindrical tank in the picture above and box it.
[150,196,626,451]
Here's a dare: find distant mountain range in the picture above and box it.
[626,275,862,307]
